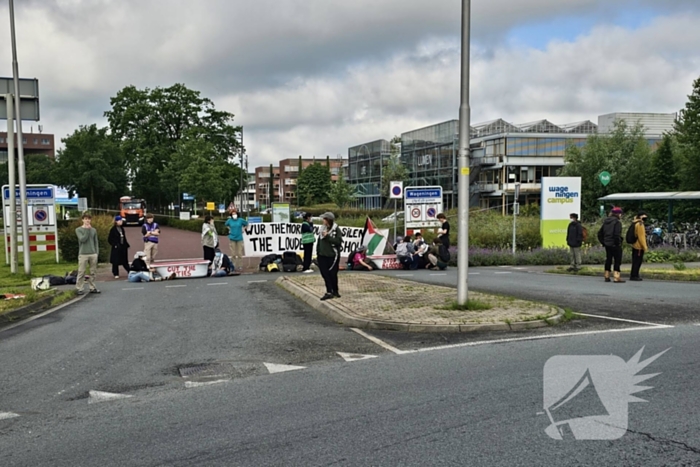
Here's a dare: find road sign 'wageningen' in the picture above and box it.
[3,187,54,200]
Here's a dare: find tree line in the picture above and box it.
[1,84,244,210]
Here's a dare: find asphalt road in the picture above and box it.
[1,267,699,466]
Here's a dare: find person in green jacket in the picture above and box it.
[317,212,343,301]
[75,213,100,295]
[300,212,315,273]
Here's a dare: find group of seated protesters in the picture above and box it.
[395,233,449,271]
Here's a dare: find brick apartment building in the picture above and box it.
[255,158,346,207]
[0,131,55,164]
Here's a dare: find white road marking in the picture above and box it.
[0,412,20,420]
[207,283,228,286]
[430,273,447,276]
[264,363,306,374]
[166,285,187,288]
[406,325,673,354]
[350,328,406,355]
[469,273,481,275]
[88,390,133,405]
[248,280,268,284]
[575,312,671,327]
[185,380,228,388]
[337,352,378,362]
[122,287,144,291]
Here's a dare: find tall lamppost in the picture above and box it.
[457,0,471,305]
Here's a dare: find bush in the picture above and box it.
[299,205,394,220]
[58,215,113,263]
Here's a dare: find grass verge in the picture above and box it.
[438,299,493,311]
[0,251,76,288]
[0,288,77,317]
[547,266,700,282]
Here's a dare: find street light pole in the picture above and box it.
[9,0,31,274]
[457,0,471,305]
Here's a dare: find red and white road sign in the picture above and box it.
[8,244,57,253]
[6,234,56,242]
[411,207,421,219]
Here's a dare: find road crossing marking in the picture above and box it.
[122,287,144,291]
[0,412,19,420]
[430,273,447,276]
[166,285,187,288]
[207,283,228,286]
[185,380,228,388]
[337,352,378,362]
[88,390,133,404]
[575,312,671,327]
[350,328,405,354]
[264,363,306,374]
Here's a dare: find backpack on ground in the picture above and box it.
[282,251,302,272]
[626,222,638,245]
[259,254,281,272]
[31,277,51,291]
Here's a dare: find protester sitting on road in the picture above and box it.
[413,233,425,249]
[427,238,449,270]
[414,241,431,269]
[210,249,236,277]
[128,251,176,282]
[202,215,219,266]
[396,236,418,270]
[351,245,377,271]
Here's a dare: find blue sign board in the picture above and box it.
[3,186,54,201]
[405,188,442,199]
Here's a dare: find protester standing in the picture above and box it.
[75,213,100,295]
[598,207,625,283]
[437,213,451,248]
[317,212,343,301]
[301,212,315,273]
[225,210,248,260]
[108,215,131,278]
[630,211,649,281]
[202,215,219,265]
[141,213,160,266]
[566,213,584,272]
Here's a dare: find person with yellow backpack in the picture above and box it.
[628,211,649,281]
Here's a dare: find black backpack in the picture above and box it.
[259,254,280,271]
[626,222,638,245]
[282,251,302,272]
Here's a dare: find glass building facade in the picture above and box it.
[347,139,391,209]
[400,120,459,210]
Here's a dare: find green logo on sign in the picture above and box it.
[599,171,611,186]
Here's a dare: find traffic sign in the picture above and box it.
[2,185,54,205]
[390,181,403,199]
[405,186,443,228]
[33,207,48,224]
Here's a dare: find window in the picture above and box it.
[41,139,50,145]
[0,137,4,143]
[22,138,26,144]
[33,138,38,145]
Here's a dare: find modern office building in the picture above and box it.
[598,112,675,137]
[0,130,55,164]
[347,140,392,209]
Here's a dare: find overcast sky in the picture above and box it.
[1,0,699,168]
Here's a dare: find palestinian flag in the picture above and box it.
[362,217,386,256]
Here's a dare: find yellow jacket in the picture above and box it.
[632,218,648,252]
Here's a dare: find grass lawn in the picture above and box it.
[547,266,700,282]
[0,251,76,289]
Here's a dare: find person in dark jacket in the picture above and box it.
[598,207,625,283]
[108,216,131,278]
[566,213,584,272]
[317,212,343,301]
[300,213,315,273]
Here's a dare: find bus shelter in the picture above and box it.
[599,192,700,232]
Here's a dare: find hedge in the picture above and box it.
[58,216,114,263]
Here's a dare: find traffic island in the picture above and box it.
[277,273,562,333]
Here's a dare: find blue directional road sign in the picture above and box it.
[2,185,55,206]
[404,186,443,228]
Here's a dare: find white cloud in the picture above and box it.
[0,1,698,164]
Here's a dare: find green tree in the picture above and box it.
[53,125,127,207]
[561,121,652,218]
[0,154,58,187]
[381,136,408,208]
[297,162,331,206]
[329,170,356,208]
[104,83,242,209]
[649,135,678,191]
[675,76,700,191]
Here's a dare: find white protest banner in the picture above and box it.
[243,222,365,257]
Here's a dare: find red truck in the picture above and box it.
[119,196,147,226]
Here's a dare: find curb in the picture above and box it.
[276,276,563,333]
[0,291,87,333]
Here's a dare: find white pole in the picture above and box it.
[394,198,397,243]
[512,199,517,255]
[5,93,17,272]
[9,0,31,274]
[457,0,471,305]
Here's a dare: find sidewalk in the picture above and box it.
[277,273,561,333]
